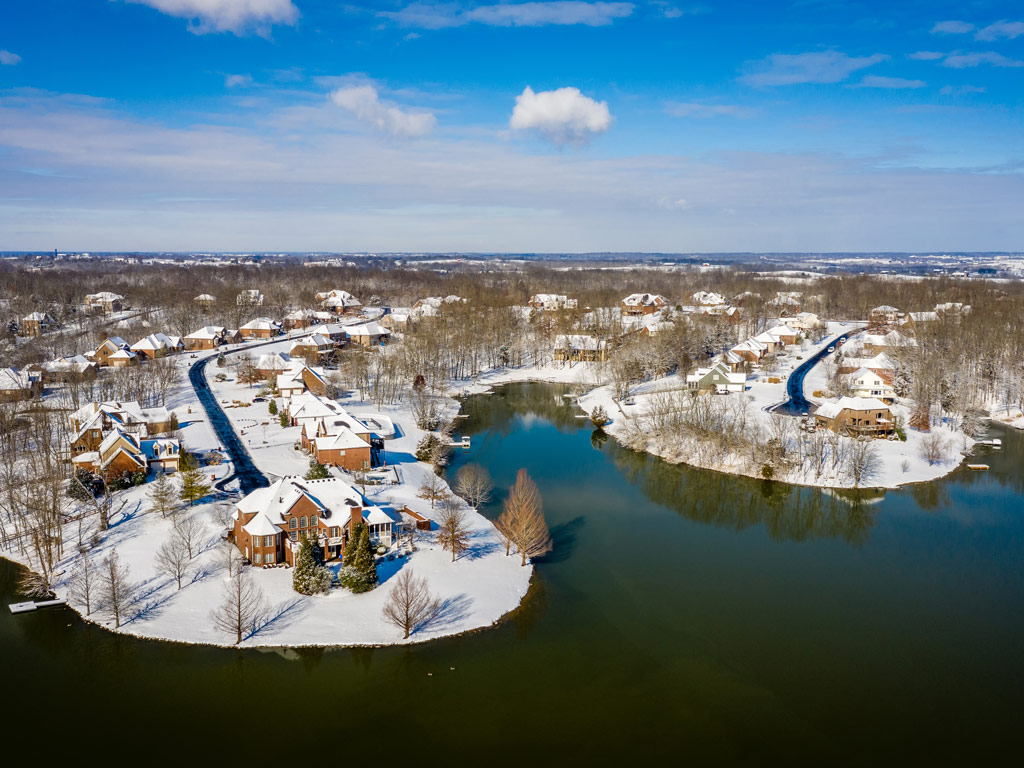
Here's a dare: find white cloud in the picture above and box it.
[931,20,974,35]
[908,51,944,61]
[940,84,986,95]
[508,86,611,146]
[942,51,1024,68]
[975,20,1024,41]
[0,50,21,66]
[382,2,634,29]
[740,51,887,86]
[854,75,926,89]
[329,84,437,138]
[664,101,755,118]
[126,0,299,35]
[225,73,254,88]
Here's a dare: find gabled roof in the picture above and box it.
[239,317,280,331]
[0,367,31,391]
[344,321,388,337]
[816,396,891,420]
[236,476,365,527]
[185,325,227,339]
[622,293,666,307]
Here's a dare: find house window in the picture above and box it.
[289,531,298,541]
[264,535,274,547]
[331,527,339,537]
[265,551,274,564]
[300,516,307,528]
[289,518,297,529]
[254,553,262,564]
[310,515,318,528]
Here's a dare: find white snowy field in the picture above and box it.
[1,337,532,648]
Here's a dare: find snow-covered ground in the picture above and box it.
[571,322,978,490]
[1,337,532,648]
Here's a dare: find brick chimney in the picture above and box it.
[348,506,362,535]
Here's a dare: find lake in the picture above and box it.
[3,381,1022,763]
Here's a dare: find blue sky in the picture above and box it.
[1,0,1022,252]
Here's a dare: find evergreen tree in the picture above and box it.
[304,460,329,480]
[340,523,378,593]
[279,412,290,428]
[268,399,278,416]
[168,412,179,431]
[178,453,211,507]
[292,534,330,595]
[147,470,178,517]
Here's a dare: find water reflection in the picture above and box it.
[606,438,879,545]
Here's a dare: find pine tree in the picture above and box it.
[304,460,329,480]
[279,412,290,428]
[178,453,211,507]
[339,522,378,593]
[292,534,330,595]
[147,470,178,517]
[268,399,278,416]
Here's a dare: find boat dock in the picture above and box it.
[8,599,67,615]
[967,464,990,471]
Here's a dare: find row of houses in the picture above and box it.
[69,400,181,477]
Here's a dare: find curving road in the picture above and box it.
[188,352,270,495]
[773,331,857,416]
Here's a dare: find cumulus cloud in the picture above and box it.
[508,86,611,146]
[909,51,944,60]
[664,101,755,118]
[329,84,437,138]
[975,20,1024,41]
[126,0,299,35]
[382,2,634,29]
[225,73,254,87]
[943,51,1024,68]
[0,50,21,65]
[931,20,974,35]
[854,75,926,89]
[740,51,887,86]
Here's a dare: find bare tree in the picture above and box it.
[155,535,190,589]
[381,569,441,639]
[210,564,267,644]
[504,469,551,566]
[173,513,205,559]
[453,463,494,509]
[417,473,447,509]
[68,551,97,615]
[845,438,880,488]
[101,550,134,629]
[920,432,948,466]
[436,495,471,562]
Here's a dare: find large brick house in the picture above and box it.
[90,337,135,367]
[316,289,362,315]
[72,428,180,479]
[84,292,124,313]
[344,321,390,347]
[231,477,407,565]
[814,397,894,438]
[0,368,34,402]
[184,325,228,350]
[130,333,184,360]
[621,293,667,317]
[70,401,173,455]
[239,317,282,339]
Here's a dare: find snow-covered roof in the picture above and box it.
[130,332,182,352]
[185,325,226,339]
[345,321,388,337]
[314,429,371,452]
[42,355,95,373]
[86,292,124,302]
[255,352,292,370]
[244,513,282,537]
[239,317,280,331]
[23,311,53,322]
[555,334,605,351]
[816,396,891,419]
[141,438,179,461]
[0,367,31,390]
[194,294,216,302]
[291,332,331,349]
[691,291,726,306]
[622,292,665,307]
[236,476,364,527]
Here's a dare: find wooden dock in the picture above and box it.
[8,599,66,614]
[967,464,990,471]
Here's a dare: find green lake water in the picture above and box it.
[2,381,1022,763]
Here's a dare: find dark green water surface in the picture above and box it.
[2,382,1022,764]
